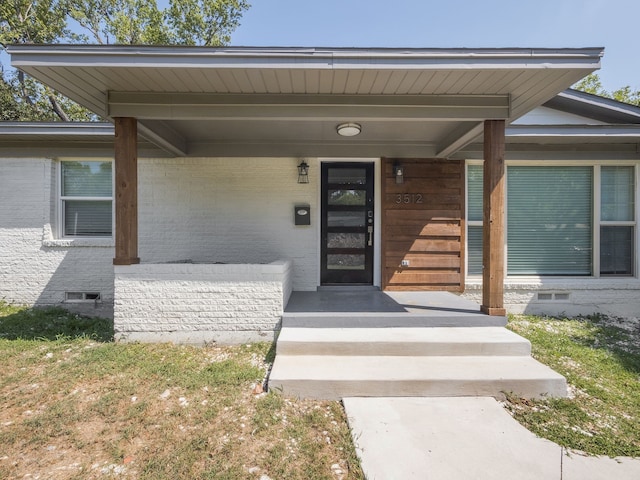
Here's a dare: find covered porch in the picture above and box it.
[8,45,604,341]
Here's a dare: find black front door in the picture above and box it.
[321,162,375,285]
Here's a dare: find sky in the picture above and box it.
[230,0,639,92]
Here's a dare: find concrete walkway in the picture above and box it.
[343,397,640,480]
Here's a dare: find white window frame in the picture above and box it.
[57,158,114,239]
[465,161,484,277]
[465,160,638,279]
[595,164,637,277]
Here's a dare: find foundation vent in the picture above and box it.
[537,292,570,302]
[65,292,101,303]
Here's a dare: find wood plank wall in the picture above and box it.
[381,158,465,291]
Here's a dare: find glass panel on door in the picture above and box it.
[327,254,366,270]
[327,233,366,249]
[327,211,366,228]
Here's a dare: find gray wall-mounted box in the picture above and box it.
[294,205,311,225]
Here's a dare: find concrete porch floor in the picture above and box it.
[283,290,506,328]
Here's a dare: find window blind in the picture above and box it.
[601,166,634,221]
[507,166,592,275]
[467,165,483,222]
[600,166,635,276]
[64,201,112,237]
[600,226,634,275]
[467,165,484,274]
[62,161,112,197]
[468,226,483,275]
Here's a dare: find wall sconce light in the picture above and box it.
[297,159,310,184]
[393,161,404,184]
[336,122,361,137]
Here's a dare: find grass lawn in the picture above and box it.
[3,303,638,478]
[506,313,640,458]
[0,302,363,480]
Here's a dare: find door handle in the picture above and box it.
[367,226,373,246]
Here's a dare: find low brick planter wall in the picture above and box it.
[114,260,292,344]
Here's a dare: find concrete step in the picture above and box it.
[276,327,531,357]
[281,312,507,328]
[269,355,567,400]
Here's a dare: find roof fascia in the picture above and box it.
[8,45,604,70]
[0,122,114,136]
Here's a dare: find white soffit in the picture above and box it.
[8,46,604,157]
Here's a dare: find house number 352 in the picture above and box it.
[395,193,424,204]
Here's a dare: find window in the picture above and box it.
[507,166,592,275]
[467,164,483,275]
[600,166,635,275]
[466,163,636,278]
[60,161,113,237]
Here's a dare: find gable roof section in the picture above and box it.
[512,106,607,126]
[544,89,640,125]
[457,90,640,161]
[7,45,603,158]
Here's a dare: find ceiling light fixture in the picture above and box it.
[336,123,361,137]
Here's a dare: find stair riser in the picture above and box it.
[269,379,567,401]
[282,315,507,328]
[277,342,531,357]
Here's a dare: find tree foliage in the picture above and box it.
[0,0,250,121]
[65,0,250,46]
[0,66,97,121]
[574,73,640,106]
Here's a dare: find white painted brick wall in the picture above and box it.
[463,278,640,321]
[1,156,314,325]
[137,157,319,291]
[0,158,114,317]
[114,261,292,343]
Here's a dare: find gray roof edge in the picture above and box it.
[7,44,605,67]
[0,121,114,135]
[545,89,640,124]
[6,44,605,55]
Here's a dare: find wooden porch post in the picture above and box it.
[113,117,140,266]
[481,120,506,315]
